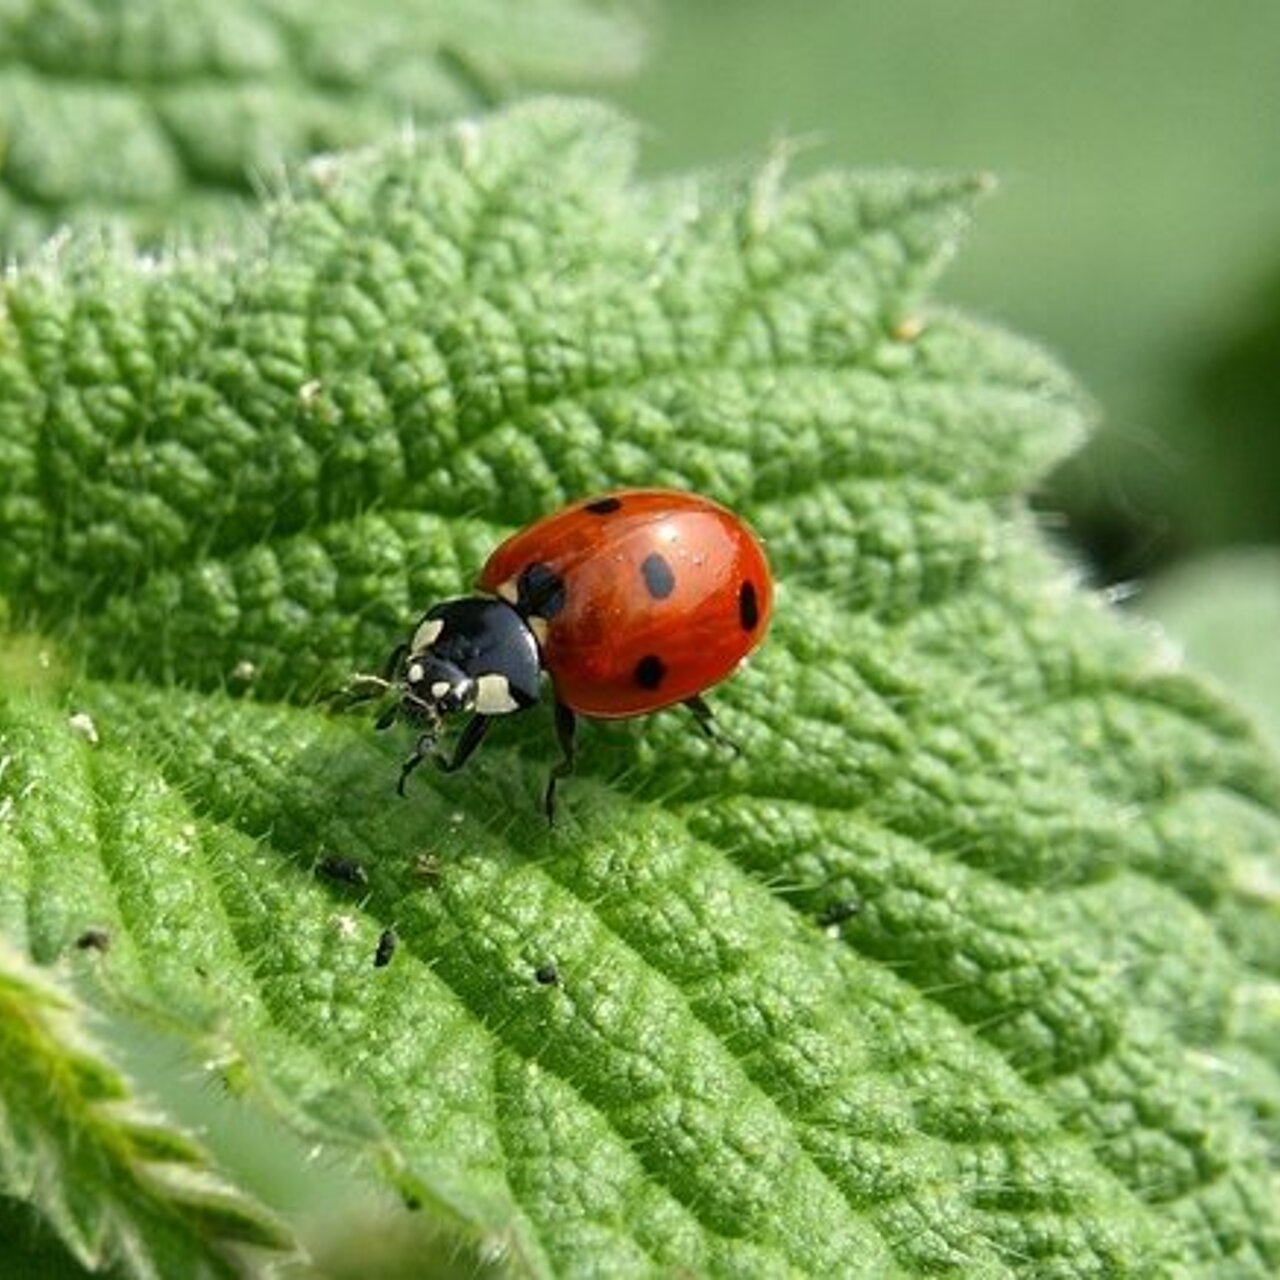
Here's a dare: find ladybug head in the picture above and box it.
[401,653,476,719]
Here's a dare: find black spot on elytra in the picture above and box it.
[640,552,676,599]
[585,496,622,514]
[634,654,666,690]
[739,580,760,631]
[517,562,566,618]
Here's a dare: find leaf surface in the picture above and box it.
[1,99,1278,1276]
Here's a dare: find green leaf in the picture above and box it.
[0,938,296,1278]
[0,1192,107,1279]
[0,0,645,255]
[1,98,1278,1275]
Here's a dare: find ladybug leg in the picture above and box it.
[544,701,577,823]
[683,695,741,756]
[397,731,437,796]
[398,716,488,796]
[435,714,491,774]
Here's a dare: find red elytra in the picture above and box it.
[479,488,773,717]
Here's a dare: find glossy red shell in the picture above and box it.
[479,489,772,718]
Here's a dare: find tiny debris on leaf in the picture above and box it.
[68,711,99,745]
[374,927,398,968]
[317,854,368,889]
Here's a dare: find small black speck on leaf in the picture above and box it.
[318,854,368,888]
[414,852,443,883]
[818,899,861,928]
[374,927,398,968]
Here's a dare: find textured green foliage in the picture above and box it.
[0,939,295,1278]
[0,0,644,255]
[1,99,1278,1276]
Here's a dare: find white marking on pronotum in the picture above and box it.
[495,578,519,605]
[474,673,519,715]
[430,681,451,700]
[407,663,425,685]
[527,616,549,647]
[411,617,444,651]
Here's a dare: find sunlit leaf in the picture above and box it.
[1,99,1277,1276]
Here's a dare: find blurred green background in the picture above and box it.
[617,0,1280,578]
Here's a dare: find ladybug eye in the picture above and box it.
[437,676,476,713]
[404,656,475,714]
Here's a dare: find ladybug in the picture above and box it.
[353,489,772,818]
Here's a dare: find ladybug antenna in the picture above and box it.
[327,672,396,716]
[376,683,444,735]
